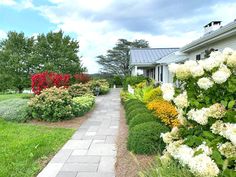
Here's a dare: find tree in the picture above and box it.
[0,30,86,93]
[97,39,149,76]
[0,32,34,92]
[33,30,86,74]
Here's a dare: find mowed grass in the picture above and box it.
[0,119,75,177]
[0,93,33,101]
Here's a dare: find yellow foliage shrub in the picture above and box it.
[147,99,179,127]
[143,87,162,103]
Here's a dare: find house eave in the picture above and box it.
[180,21,236,53]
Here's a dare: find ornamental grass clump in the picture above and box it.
[127,121,169,154]
[28,87,74,122]
[147,99,179,127]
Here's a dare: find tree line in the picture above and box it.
[0,30,85,92]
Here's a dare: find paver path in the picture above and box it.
[38,89,121,177]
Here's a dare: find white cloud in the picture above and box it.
[0,0,16,6]
[0,0,34,9]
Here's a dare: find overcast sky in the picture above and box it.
[1,0,236,73]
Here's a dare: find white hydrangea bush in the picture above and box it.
[160,48,236,177]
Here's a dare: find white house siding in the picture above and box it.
[187,35,236,60]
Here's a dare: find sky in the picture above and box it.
[1,0,236,73]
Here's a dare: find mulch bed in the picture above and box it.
[115,105,155,177]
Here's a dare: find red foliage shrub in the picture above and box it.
[31,72,70,94]
[74,73,90,84]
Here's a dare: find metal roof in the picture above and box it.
[130,48,179,65]
[181,20,236,52]
[157,51,189,64]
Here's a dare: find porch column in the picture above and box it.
[131,66,138,76]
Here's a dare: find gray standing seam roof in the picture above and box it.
[130,48,179,65]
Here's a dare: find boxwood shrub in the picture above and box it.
[126,108,149,124]
[72,94,95,116]
[124,99,141,109]
[129,113,157,129]
[127,121,169,154]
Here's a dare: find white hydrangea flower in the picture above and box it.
[212,64,231,84]
[161,83,175,101]
[200,58,221,71]
[211,121,236,146]
[196,143,212,156]
[190,64,204,78]
[197,77,214,90]
[161,127,179,144]
[173,91,189,109]
[223,47,233,56]
[160,151,172,164]
[168,63,179,74]
[187,108,209,125]
[207,103,226,119]
[189,154,220,177]
[175,64,191,80]
[218,142,236,158]
[226,52,236,68]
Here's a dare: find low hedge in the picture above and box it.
[129,113,157,129]
[127,121,169,154]
[124,99,141,109]
[126,108,148,124]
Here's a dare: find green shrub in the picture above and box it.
[68,83,92,97]
[126,103,145,114]
[28,87,74,122]
[127,122,169,154]
[129,113,157,129]
[0,98,29,122]
[143,87,162,103]
[88,79,110,95]
[123,76,148,90]
[139,156,194,177]
[72,94,95,116]
[126,108,149,124]
[124,99,141,109]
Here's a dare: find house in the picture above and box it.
[130,19,236,83]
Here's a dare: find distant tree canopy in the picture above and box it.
[0,30,86,92]
[97,39,149,76]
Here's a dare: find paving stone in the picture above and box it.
[87,143,116,156]
[98,156,116,172]
[93,135,106,140]
[67,155,101,163]
[56,171,77,177]
[85,132,96,136]
[71,150,88,156]
[51,149,72,163]
[37,163,63,177]
[61,163,98,172]
[76,172,115,177]
[62,140,92,150]
[105,136,116,144]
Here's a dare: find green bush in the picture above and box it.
[124,99,141,109]
[68,83,92,97]
[28,87,74,122]
[123,76,148,90]
[127,122,169,154]
[72,94,95,116]
[0,98,29,122]
[126,108,149,124]
[129,113,157,129]
[88,79,110,95]
[126,103,145,114]
[139,156,194,177]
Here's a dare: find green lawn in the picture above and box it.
[0,93,33,101]
[0,119,75,177]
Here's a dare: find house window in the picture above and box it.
[196,54,201,60]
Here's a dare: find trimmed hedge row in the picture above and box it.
[124,98,169,154]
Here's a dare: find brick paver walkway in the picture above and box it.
[37,89,120,177]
